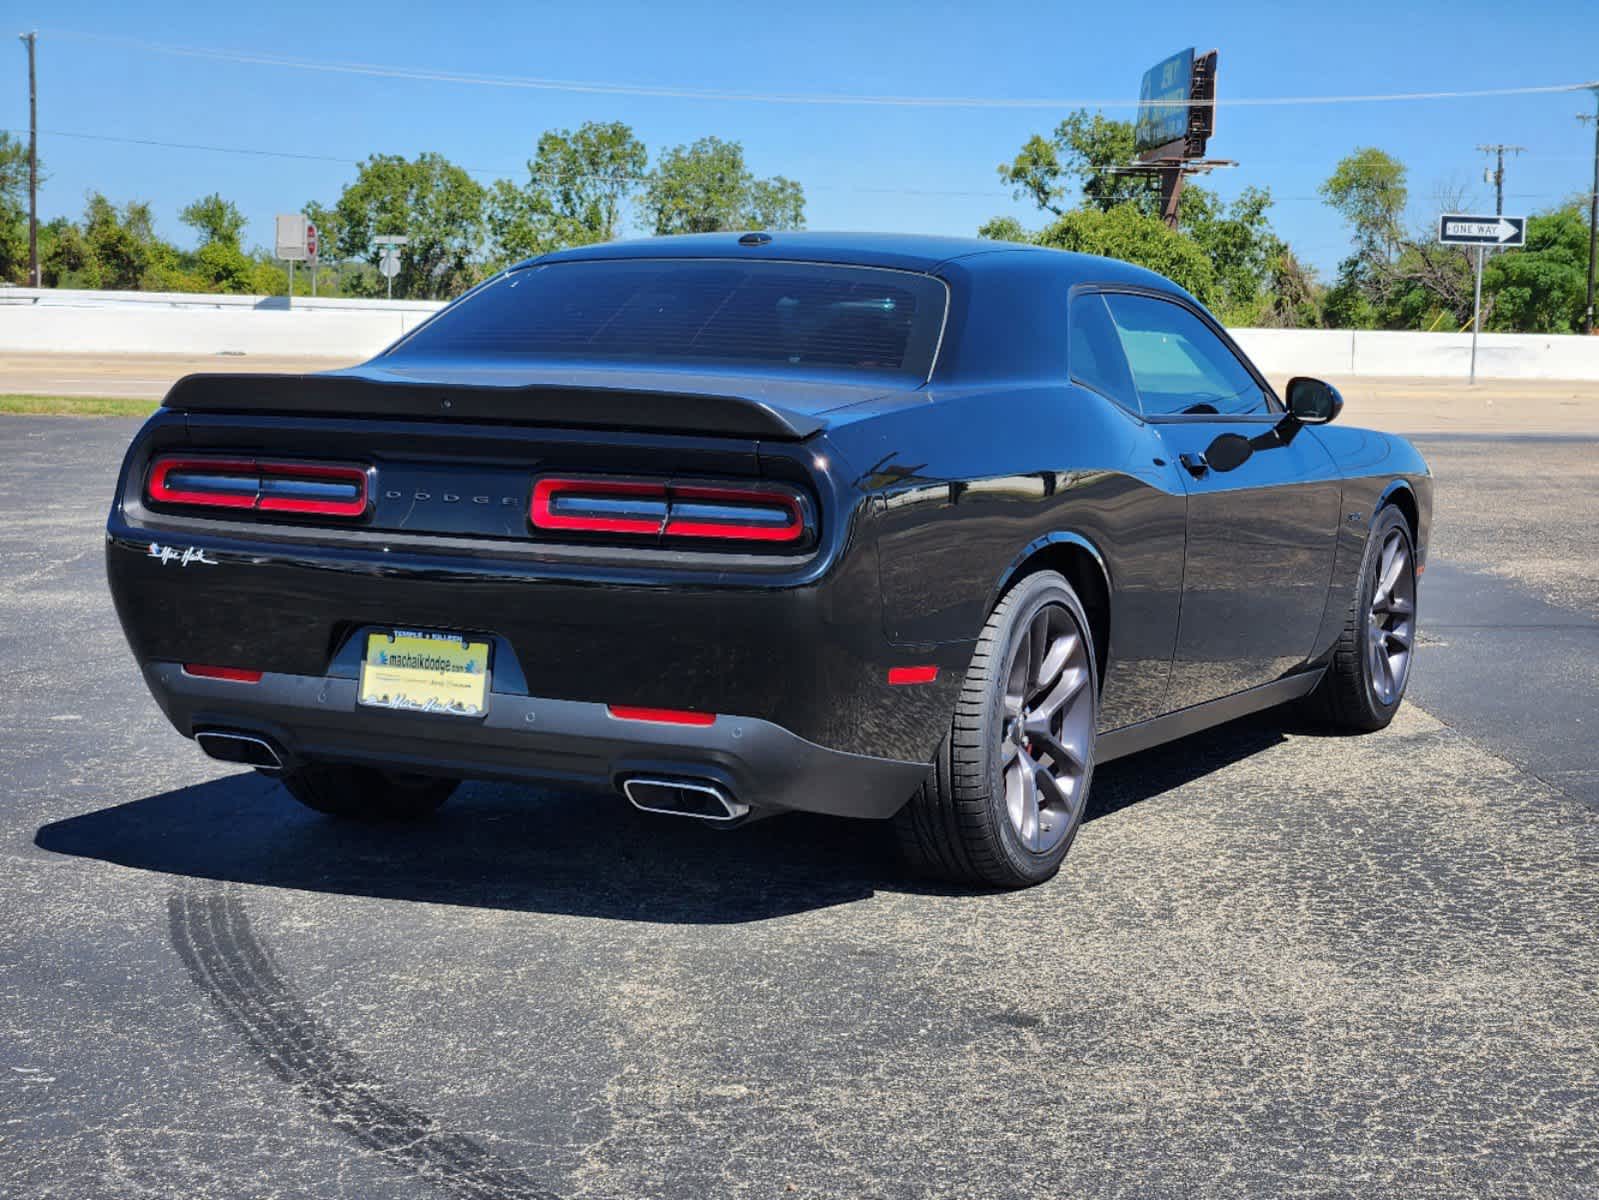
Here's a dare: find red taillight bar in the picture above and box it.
[663,484,806,543]
[183,664,263,682]
[257,461,369,517]
[888,665,939,686]
[530,477,667,536]
[531,477,808,545]
[147,456,368,518]
[147,457,259,509]
[607,705,718,727]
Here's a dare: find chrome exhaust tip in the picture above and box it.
[196,730,284,770]
[622,777,750,823]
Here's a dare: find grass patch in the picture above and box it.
[0,394,160,417]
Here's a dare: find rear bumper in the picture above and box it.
[143,662,928,820]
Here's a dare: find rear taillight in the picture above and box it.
[147,456,369,518]
[607,705,717,726]
[531,477,809,546]
[182,664,263,682]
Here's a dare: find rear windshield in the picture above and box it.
[386,259,948,382]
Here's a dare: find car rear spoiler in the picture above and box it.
[160,372,827,440]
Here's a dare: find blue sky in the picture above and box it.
[6,0,1595,278]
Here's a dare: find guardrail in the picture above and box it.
[2,287,1596,380]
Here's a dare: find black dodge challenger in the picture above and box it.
[107,232,1430,888]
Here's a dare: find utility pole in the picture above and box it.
[1476,143,1525,216]
[18,31,39,287]
[1581,88,1599,335]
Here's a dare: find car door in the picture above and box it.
[1100,290,1341,711]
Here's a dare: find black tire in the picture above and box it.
[1308,504,1418,731]
[895,570,1099,889]
[279,762,457,821]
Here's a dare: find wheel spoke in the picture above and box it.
[1017,760,1042,851]
[1029,664,1088,725]
[1004,757,1028,833]
[1033,630,1076,699]
[1025,721,1087,773]
[1026,611,1050,692]
[1004,628,1031,717]
[1378,540,1406,602]
[1035,763,1080,824]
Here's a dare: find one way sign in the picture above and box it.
[1438,213,1526,247]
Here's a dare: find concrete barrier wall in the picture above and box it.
[3,288,1597,379]
[0,288,443,358]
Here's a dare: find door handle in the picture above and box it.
[1179,452,1210,478]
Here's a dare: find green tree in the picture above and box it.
[1179,185,1281,318]
[1320,148,1408,264]
[988,112,1287,319]
[1034,205,1217,304]
[643,137,805,235]
[1319,147,1409,327]
[333,153,487,299]
[1483,203,1590,332]
[488,121,648,263]
[63,193,178,290]
[745,175,806,233]
[976,215,1030,243]
[998,111,1150,217]
[179,193,246,247]
[177,193,256,292]
[0,132,32,283]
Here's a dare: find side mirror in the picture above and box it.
[1285,377,1343,425]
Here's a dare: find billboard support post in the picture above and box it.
[1116,48,1230,229]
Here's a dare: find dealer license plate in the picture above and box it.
[358,630,491,717]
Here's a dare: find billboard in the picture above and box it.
[1135,48,1218,162]
[1135,48,1194,160]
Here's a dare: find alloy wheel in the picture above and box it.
[1000,604,1094,854]
[1367,528,1416,706]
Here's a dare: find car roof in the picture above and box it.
[517,230,1178,291]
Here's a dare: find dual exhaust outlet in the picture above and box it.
[197,731,748,824]
[196,730,284,770]
[622,777,750,823]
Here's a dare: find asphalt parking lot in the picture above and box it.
[2,414,1596,1199]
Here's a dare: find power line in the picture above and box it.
[45,29,1599,111]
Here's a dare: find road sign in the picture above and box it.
[379,247,401,279]
[306,223,318,260]
[275,213,310,261]
[1438,214,1527,247]
[1441,213,1528,384]
[373,235,410,248]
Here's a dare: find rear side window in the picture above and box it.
[388,259,948,383]
[1068,292,1138,413]
[1102,293,1271,417]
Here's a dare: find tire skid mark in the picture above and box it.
[169,883,560,1200]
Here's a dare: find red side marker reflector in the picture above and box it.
[888,665,939,686]
[606,705,717,727]
[183,664,263,683]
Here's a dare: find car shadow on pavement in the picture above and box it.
[35,712,1294,923]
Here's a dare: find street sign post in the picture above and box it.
[1439,213,1527,383]
[306,223,318,298]
[275,213,311,308]
[373,235,409,300]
